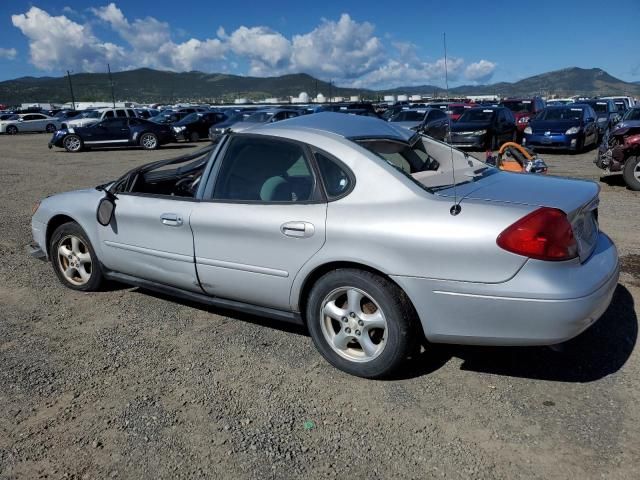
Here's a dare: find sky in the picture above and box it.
[0,1,638,89]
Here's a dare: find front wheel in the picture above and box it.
[306,269,418,378]
[140,132,158,150]
[6,125,18,135]
[50,222,103,291]
[63,135,83,152]
[623,155,640,191]
[45,123,57,133]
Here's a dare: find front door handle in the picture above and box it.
[281,221,315,238]
[161,213,183,227]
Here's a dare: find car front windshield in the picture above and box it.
[501,101,533,113]
[245,112,275,123]
[458,109,495,122]
[539,107,583,121]
[391,111,425,122]
[623,109,640,121]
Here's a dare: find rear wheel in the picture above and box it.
[63,135,83,152]
[6,125,18,135]
[140,132,158,150]
[45,123,57,133]
[623,155,640,191]
[306,269,418,378]
[50,222,103,291]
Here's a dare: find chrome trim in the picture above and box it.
[195,256,289,278]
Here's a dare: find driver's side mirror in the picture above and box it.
[96,197,115,226]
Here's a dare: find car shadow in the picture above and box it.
[396,284,637,382]
[600,174,627,188]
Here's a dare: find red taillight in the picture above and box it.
[497,208,577,261]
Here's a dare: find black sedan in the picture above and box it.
[48,117,175,152]
[172,111,227,142]
[447,106,517,149]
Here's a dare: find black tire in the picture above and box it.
[623,155,640,191]
[45,123,57,133]
[305,268,418,378]
[139,132,159,150]
[190,131,200,142]
[49,222,103,291]
[63,134,83,152]
[6,125,18,135]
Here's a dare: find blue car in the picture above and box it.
[523,104,599,153]
[581,99,622,139]
[48,117,175,152]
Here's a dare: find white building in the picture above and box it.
[315,93,326,103]
[234,98,249,104]
[383,95,396,103]
[350,95,360,102]
[397,94,408,102]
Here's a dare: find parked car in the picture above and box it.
[500,97,546,135]
[54,110,81,121]
[29,112,618,378]
[63,108,139,129]
[0,113,61,134]
[172,111,228,142]
[581,99,622,139]
[545,98,575,106]
[208,112,254,142]
[388,108,449,140]
[445,103,477,122]
[617,106,640,128]
[523,105,599,152]
[224,108,301,134]
[447,106,517,149]
[48,117,174,152]
[149,111,190,125]
[601,96,635,110]
[134,108,160,119]
[595,122,640,190]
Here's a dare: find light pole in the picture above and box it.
[107,64,116,108]
[66,70,76,110]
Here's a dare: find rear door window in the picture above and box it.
[115,109,127,118]
[104,110,115,119]
[315,152,353,199]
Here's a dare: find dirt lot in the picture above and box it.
[1,133,639,479]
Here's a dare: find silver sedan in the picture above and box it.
[29,113,619,378]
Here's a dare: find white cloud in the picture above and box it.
[352,57,465,89]
[464,60,496,82]
[0,48,17,60]
[92,3,225,71]
[11,7,125,71]
[227,26,291,75]
[10,4,498,88]
[289,14,385,79]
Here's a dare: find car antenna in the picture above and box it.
[443,32,461,216]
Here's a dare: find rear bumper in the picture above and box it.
[392,232,619,346]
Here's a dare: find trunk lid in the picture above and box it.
[434,172,600,262]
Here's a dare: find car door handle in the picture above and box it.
[281,221,315,238]
[160,213,183,227]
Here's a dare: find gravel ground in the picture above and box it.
[0,134,638,479]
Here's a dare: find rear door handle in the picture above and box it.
[161,213,183,227]
[281,221,315,238]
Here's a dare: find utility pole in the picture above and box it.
[66,70,76,110]
[107,64,116,108]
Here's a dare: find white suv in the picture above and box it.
[63,108,138,128]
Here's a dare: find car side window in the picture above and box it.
[23,114,36,121]
[315,152,353,199]
[104,111,115,119]
[115,109,127,118]
[126,109,136,117]
[212,136,315,203]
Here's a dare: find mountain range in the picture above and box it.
[0,67,638,105]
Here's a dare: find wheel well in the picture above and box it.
[297,261,416,325]
[45,214,76,254]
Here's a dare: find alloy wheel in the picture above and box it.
[320,287,387,362]
[141,133,157,149]
[56,235,92,286]
[64,136,81,152]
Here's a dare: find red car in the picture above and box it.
[446,103,477,121]
[500,97,545,135]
